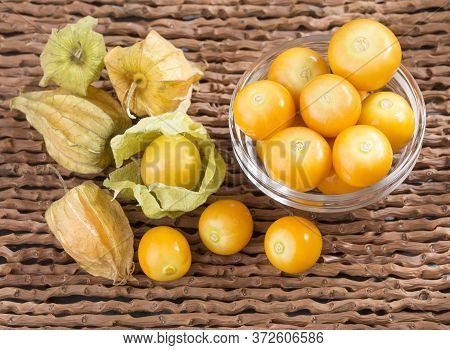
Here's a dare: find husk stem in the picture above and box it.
[47,164,68,194]
[125,80,138,119]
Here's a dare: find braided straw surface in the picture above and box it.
[0,0,449,329]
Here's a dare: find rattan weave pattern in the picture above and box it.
[0,0,449,329]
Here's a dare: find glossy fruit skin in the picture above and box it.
[299,74,361,138]
[199,199,253,255]
[264,216,322,274]
[359,90,370,101]
[318,138,359,194]
[233,80,296,140]
[328,19,402,91]
[256,140,265,162]
[262,127,332,192]
[140,134,201,189]
[358,91,414,152]
[259,115,307,162]
[333,125,393,187]
[318,167,360,195]
[268,47,329,104]
[138,226,191,282]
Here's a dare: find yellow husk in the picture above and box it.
[104,30,203,117]
[45,181,135,284]
[11,86,131,174]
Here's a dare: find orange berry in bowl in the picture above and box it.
[233,80,296,140]
[358,91,414,152]
[328,18,402,91]
[299,74,361,138]
[333,125,393,188]
[268,47,329,104]
[262,126,332,192]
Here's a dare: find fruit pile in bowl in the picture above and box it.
[229,19,426,212]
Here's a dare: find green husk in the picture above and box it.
[104,112,226,219]
[39,16,106,96]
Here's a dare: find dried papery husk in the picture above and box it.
[104,30,204,118]
[39,16,106,96]
[45,181,135,284]
[11,86,131,174]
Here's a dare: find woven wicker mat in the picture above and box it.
[0,0,449,330]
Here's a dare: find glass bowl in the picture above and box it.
[228,35,426,213]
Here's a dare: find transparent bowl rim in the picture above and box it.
[228,34,427,212]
